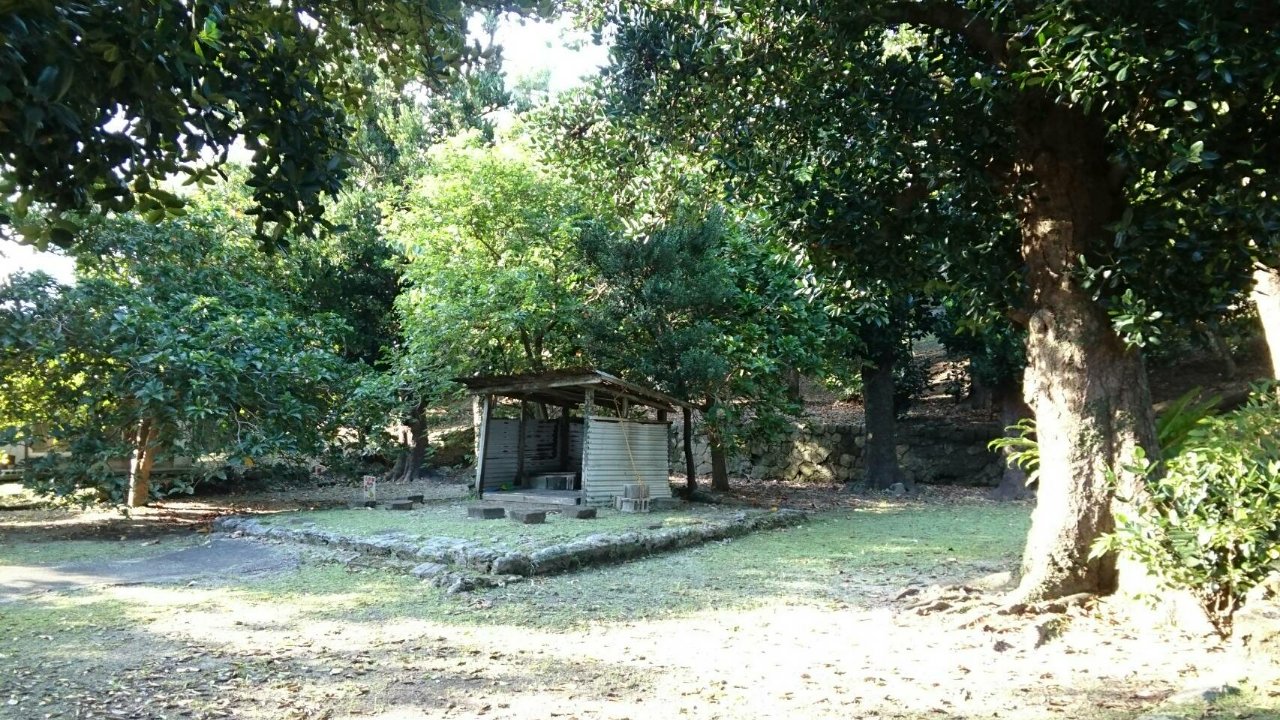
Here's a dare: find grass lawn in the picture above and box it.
[251,501,763,552]
[3,499,1276,720]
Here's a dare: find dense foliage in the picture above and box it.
[0,0,510,248]
[0,213,353,503]
[1100,386,1280,635]
[580,210,831,487]
[389,132,590,381]
[569,0,1280,600]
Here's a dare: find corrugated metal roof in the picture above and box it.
[454,368,695,411]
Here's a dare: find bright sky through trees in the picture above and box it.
[0,15,608,284]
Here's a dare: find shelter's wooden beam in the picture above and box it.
[594,370,694,410]
[594,389,676,414]
[460,374,602,396]
[458,369,693,411]
[486,388,583,408]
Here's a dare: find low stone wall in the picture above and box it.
[674,417,1005,486]
[214,509,807,591]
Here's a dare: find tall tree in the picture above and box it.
[579,211,830,491]
[536,92,835,491]
[0,213,352,506]
[380,131,589,480]
[581,0,1279,601]
[543,25,1012,492]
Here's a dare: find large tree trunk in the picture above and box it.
[394,403,430,483]
[1254,266,1280,379]
[682,406,698,493]
[861,345,908,491]
[708,437,730,491]
[705,401,731,491]
[991,378,1034,501]
[1013,99,1160,602]
[126,418,158,508]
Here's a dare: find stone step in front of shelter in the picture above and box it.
[488,490,582,506]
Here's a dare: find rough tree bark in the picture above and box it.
[1013,99,1160,602]
[861,344,909,491]
[783,366,803,403]
[126,418,158,508]
[991,377,1034,501]
[682,406,698,493]
[706,402,731,491]
[1253,266,1280,379]
[392,403,431,483]
[1196,322,1238,380]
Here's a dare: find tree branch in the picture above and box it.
[880,1,1008,67]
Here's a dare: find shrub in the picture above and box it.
[1097,385,1280,636]
[893,356,933,418]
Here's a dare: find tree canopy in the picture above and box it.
[0,0,521,248]
[0,211,353,504]
[575,0,1280,601]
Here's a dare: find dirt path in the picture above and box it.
[0,538,299,602]
[2,491,1275,720]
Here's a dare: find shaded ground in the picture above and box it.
[3,497,1277,720]
[0,537,299,602]
[0,478,469,543]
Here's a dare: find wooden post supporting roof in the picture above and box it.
[516,400,527,487]
[475,394,493,498]
[558,404,571,472]
[581,388,594,494]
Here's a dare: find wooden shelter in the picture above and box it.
[455,369,692,506]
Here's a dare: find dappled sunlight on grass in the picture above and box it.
[6,499,1274,720]
[254,502,757,552]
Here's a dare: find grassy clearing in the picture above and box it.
[230,503,1032,629]
[253,502,751,551]
[8,499,1275,720]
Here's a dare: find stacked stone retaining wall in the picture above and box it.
[673,417,1006,486]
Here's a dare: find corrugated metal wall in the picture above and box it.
[583,419,672,506]
[480,419,583,491]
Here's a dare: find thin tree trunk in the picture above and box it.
[126,418,158,508]
[705,400,731,491]
[1013,99,1160,602]
[991,378,1034,501]
[783,366,803,403]
[1197,324,1237,380]
[472,395,483,460]
[396,403,430,483]
[968,375,994,413]
[709,433,730,491]
[1253,266,1280,379]
[861,345,908,491]
[682,406,697,493]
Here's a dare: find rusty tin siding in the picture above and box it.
[582,418,672,506]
